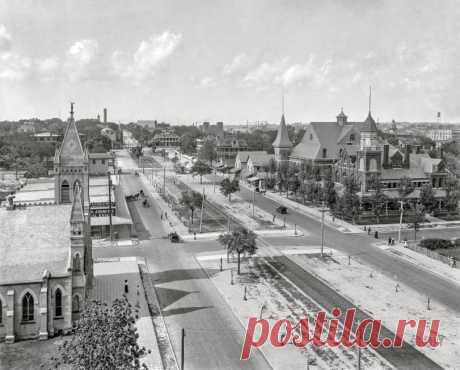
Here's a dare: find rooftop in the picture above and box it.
[0,205,72,284]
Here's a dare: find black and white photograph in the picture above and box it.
[0,1,459,369]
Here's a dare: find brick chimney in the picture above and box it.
[404,145,411,168]
[383,144,389,168]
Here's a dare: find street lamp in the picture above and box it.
[398,200,404,243]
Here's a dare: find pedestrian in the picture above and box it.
[453,256,457,268]
[388,237,391,246]
[364,226,367,231]
[367,227,371,235]
[392,238,395,246]
[404,240,408,248]
[161,212,163,220]
[273,214,276,222]
[165,212,168,220]
[124,280,129,294]
[374,231,378,239]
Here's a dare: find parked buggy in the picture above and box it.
[169,232,180,243]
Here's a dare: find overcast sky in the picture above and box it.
[0,0,459,124]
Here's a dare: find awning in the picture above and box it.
[247,176,260,182]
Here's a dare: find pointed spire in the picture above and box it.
[70,184,84,223]
[272,112,292,148]
[57,102,85,165]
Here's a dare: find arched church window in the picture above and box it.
[61,180,70,203]
[55,289,63,317]
[73,254,81,272]
[22,292,34,322]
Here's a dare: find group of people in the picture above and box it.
[363,225,379,239]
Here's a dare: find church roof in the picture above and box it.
[56,108,86,166]
[361,112,378,132]
[272,114,292,148]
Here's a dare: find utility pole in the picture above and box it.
[199,188,205,233]
[252,187,255,217]
[398,200,404,243]
[107,171,113,241]
[163,166,166,194]
[320,201,326,257]
[181,328,185,370]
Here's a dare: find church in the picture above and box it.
[0,105,93,343]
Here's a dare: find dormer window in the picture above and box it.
[322,148,327,158]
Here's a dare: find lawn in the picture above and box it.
[0,336,69,370]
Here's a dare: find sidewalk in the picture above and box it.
[93,259,163,370]
[373,240,460,287]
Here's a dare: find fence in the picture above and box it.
[406,243,457,268]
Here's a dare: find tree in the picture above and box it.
[50,297,149,370]
[411,203,425,241]
[198,140,217,165]
[179,190,203,224]
[399,176,414,198]
[420,184,436,213]
[445,177,459,215]
[191,160,212,184]
[341,175,360,223]
[218,227,257,274]
[220,177,240,201]
[180,133,197,155]
[368,175,387,224]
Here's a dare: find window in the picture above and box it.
[22,293,34,322]
[101,159,105,165]
[73,254,81,272]
[72,295,80,313]
[322,148,327,158]
[350,134,355,142]
[55,289,63,317]
[92,159,96,164]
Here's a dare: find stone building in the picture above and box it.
[0,176,92,343]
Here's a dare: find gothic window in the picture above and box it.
[55,289,63,317]
[73,254,81,272]
[72,295,80,313]
[322,148,327,158]
[22,292,34,322]
[61,180,70,203]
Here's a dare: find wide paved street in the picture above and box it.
[94,173,270,370]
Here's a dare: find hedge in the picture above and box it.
[419,238,453,251]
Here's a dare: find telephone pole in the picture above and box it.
[107,171,113,241]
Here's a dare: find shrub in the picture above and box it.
[419,238,453,250]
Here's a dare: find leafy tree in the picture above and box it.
[179,190,203,224]
[399,176,414,197]
[368,175,387,223]
[420,184,436,213]
[198,140,217,165]
[218,227,257,274]
[50,297,149,370]
[180,133,196,155]
[411,203,426,241]
[220,177,240,201]
[341,175,360,223]
[191,160,212,184]
[445,177,459,215]
[323,176,337,209]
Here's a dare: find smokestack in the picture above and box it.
[103,108,107,124]
[383,144,389,168]
[404,145,411,168]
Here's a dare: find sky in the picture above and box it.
[0,0,459,124]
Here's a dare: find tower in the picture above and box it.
[272,114,292,162]
[357,110,382,192]
[54,103,89,205]
[337,108,347,126]
[103,108,107,124]
[69,185,88,320]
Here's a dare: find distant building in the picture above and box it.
[428,129,452,147]
[89,152,114,176]
[100,126,116,142]
[33,132,62,144]
[152,130,181,151]
[235,151,273,174]
[216,134,248,167]
[18,121,36,134]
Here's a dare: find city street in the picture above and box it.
[94,172,271,370]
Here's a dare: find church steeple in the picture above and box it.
[56,102,85,166]
[272,108,292,162]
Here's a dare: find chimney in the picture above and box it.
[383,144,389,168]
[103,108,107,124]
[404,145,411,168]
